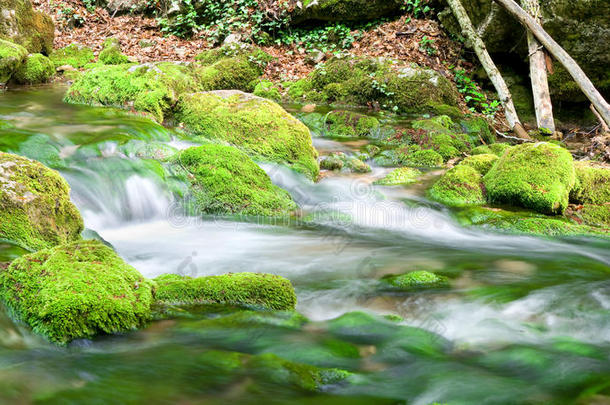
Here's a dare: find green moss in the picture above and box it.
[13,53,54,84]
[287,78,313,100]
[429,165,486,207]
[460,153,498,175]
[570,163,610,205]
[411,115,475,161]
[382,270,450,291]
[325,110,380,138]
[176,91,319,179]
[304,56,458,114]
[427,103,463,120]
[320,152,370,173]
[153,272,297,311]
[0,0,54,54]
[484,142,576,215]
[178,144,297,217]
[0,240,154,344]
[374,167,421,185]
[248,352,350,392]
[471,145,491,155]
[0,39,27,83]
[408,149,444,167]
[572,204,610,228]
[373,147,444,168]
[49,44,94,69]
[489,143,513,156]
[0,152,83,251]
[98,38,129,65]
[459,116,495,144]
[253,80,282,101]
[64,62,196,122]
[457,206,605,237]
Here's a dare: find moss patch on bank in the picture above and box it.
[13,53,54,84]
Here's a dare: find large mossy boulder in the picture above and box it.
[429,164,486,207]
[0,38,27,83]
[484,143,576,215]
[153,272,297,310]
[0,240,154,344]
[0,152,83,251]
[0,0,54,54]
[438,0,610,99]
[178,144,297,217]
[176,91,319,179]
[570,162,610,205]
[64,62,196,122]
[291,0,403,23]
[13,53,54,84]
[293,56,458,114]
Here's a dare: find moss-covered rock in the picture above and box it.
[381,270,450,291]
[292,0,402,23]
[253,80,281,101]
[99,38,129,65]
[49,44,94,69]
[319,152,371,173]
[0,0,54,54]
[0,152,83,251]
[13,53,54,84]
[324,110,380,138]
[374,167,421,186]
[373,147,444,168]
[411,115,474,161]
[457,206,606,237]
[484,142,576,215]
[460,153,498,175]
[178,144,297,217]
[429,165,486,207]
[297,56,458,114]
[64,62,196,122]
[153,272,297,311]
[572,204,610,228]
[472,143,513,157]
[570,162,610,205]
[194,44,272,92]
[176,91,319,179]
[0,38,27,83]
[0,240,154,344]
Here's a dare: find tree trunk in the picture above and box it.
[446,0,530,139]
[521,0,555,132]
[493,0,610,128]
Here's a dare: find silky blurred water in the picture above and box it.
[0,86,608,404]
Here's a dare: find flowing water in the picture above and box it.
[0,86,609,404]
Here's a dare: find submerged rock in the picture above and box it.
[484,143,576,215]
[13,53,54,84]
[381,270,450,291]
[0,152,83,251]
[49,44,94,69]
[0,39,27,83]
[177,144,297,217]
[0,0,54,54]
[176,91,319,179]
[154,272,297,311]
[0,240,154,344]
[429,164,486,207]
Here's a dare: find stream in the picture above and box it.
[0,86,609,404]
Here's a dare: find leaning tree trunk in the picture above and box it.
[494,0,610,128]
[446,0,530,139]
[521,0,555,132]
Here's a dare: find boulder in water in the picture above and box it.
[381,270,450,291]
[0,151,83,251]
[0,38,27,83]
[176,91,319,179]
[176,144,297,217]
[429,164,486,207]
[0,240,154,344]
[13,53,54,84]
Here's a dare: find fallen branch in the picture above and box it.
[447,0,530,139]
[493,0,610,128]
[590,104,610,133]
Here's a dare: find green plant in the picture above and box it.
[401,0,432,18]
[419,36,436,56]
[453,67,500,118]
[158,0,200,38]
